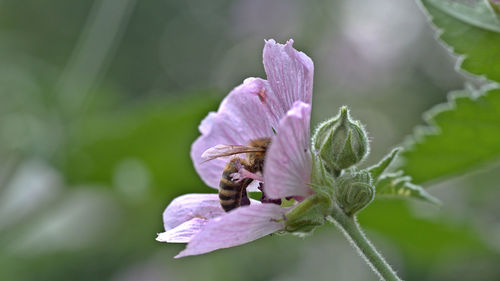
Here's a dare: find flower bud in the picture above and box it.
[284,193,332,236]
[312,106,369,172]
[335,171,374,216]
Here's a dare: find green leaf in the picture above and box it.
[367,148,439,204]
[420,0,500,82]
[359,200,496,264]
[423,0,500,32]
[367,147,400,182]
[402,87,500,184]
[375,172,441,205]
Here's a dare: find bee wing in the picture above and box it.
[201,144,265,162]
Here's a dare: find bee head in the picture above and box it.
[248,138,271,150]
[247,137,272,172]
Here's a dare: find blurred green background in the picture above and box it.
[1,0,499,280]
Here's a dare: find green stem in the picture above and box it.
[330,207,402,281]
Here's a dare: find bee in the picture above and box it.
[202,138,271,212]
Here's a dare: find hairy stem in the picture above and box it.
[330,207,402,281]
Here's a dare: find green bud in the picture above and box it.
[284,193,332,236]
[335,170,374,216]
[312,106,369,173]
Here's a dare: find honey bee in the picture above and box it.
[202,138,271,212]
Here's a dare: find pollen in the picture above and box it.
[194,214,208,220]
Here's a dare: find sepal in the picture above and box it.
[375,172,441,205]
[284,192,332,235]
[334,171,374,216]
[367,148,400,182]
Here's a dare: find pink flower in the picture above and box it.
[157,39,315,258]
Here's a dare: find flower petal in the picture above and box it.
[263,39,314,109]
[191,39,315,189]
[264,101,313,199]
[175,204,287,258]
[157,218,207,243]
[191,78,279,189]
[160,193,262,243]
[162,194,225,231]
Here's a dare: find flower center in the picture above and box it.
[258,183,282,205]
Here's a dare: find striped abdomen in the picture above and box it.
[219,157,252,212]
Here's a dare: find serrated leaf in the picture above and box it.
[402,87,500,184]
[423,0,500,32]
[420,0,500,82]
[367,148,400,182]
[375,172,441,205]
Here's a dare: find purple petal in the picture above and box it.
[175,204,287,258]
[157,218,207,243]
[191,39,315,189]
[264,101,313,199]
[191,78,279,189]
[159,193,261,243]
[263,39,314,111]
[162,194,225,231]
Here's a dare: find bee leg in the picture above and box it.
[227,158,248,182]
[230,168,263,182]
[240,188,250,206]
